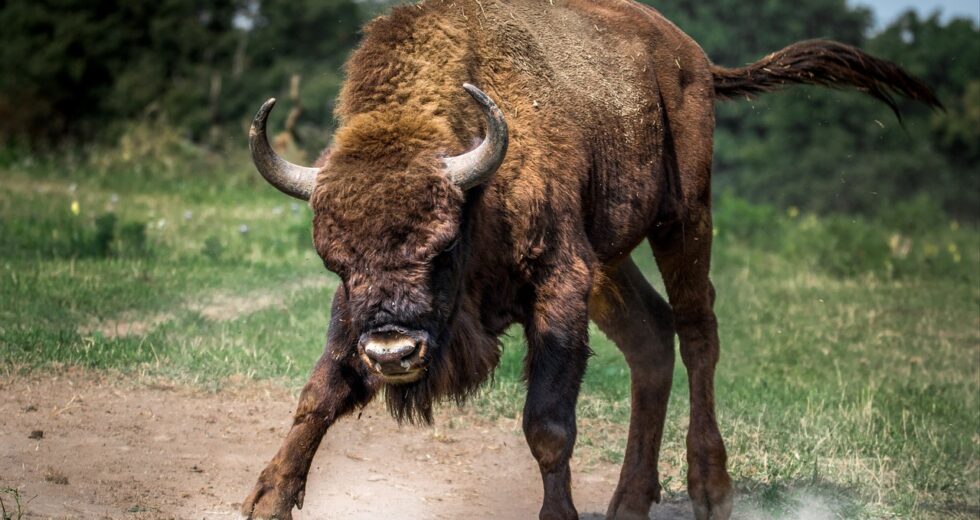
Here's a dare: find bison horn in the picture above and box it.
[443,84,509,190]
[249,98,318,201]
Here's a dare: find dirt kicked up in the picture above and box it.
[0,370,707,520]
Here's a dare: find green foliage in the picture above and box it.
[241,0,363,133]
[712,191,969,280]
[0,0,976,219]
[712,193,786,249]
[202,235,226,262]
[644,2,979,219]
[648,0,870,66]
[0,0,366,146]
[791,215,893,277]
[93,213,118,257]
[91,118,209,180]
[118,221,149,255]
[0,206,153,260]
[875,193,948,235]
[0,1,243,142]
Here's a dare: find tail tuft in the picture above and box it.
[712,39,942,119]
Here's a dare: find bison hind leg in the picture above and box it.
[590,258,676,519]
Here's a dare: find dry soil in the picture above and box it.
[0,370,697,519]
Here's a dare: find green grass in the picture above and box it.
[1,146,977,519]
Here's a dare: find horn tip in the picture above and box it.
[253,98,279,131]
[461,83,493,107]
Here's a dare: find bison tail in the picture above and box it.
[711,39,942,118]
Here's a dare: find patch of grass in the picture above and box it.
[0,488,25,520]
[1,149,977,518]
[42,469,68,486]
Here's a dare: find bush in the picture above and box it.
[89,119,207,184]
[787,215,892,277]
[713,195,974,281]
[713,192,786,250]
[875,194,948,236]
[117,221,148,256]
[202,235,225,262]
[93,213,118,257]
[0,209,153,260]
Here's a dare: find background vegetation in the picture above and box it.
[0,0,977,518]
[1,0,977,217]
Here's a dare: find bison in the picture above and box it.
[241,1,940,518]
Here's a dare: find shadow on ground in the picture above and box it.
[581,489,856,520]
[581,498,695,519]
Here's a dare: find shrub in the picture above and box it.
[875,194,948,236]
[117,221,148,256]
[93,213,118,257]
[202,236,225,262]
[713,192,786,250]
[89,119,205,185]
[796,216,892,277]
[712,195,975,281]
[0,209,152,259]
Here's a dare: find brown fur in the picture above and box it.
[244,2,939,519]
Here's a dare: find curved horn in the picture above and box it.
[443,84,509,190]
[249,98,318,201]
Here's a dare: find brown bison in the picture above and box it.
[241,0,939,518]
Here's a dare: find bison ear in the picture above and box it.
[443,84,509,191]
[249,98,319,201]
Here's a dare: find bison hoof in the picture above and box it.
[689,483,733,520]
[605,476,661,519]
[241,475,305,520]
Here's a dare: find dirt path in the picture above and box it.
[0,371,697,519]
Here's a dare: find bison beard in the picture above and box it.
[241,1,941,520]
[381,296,501,424]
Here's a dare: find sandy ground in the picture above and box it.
[0,370,698,520]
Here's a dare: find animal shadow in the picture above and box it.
[581,499,695,519]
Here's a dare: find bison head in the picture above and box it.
[249,85,507,415]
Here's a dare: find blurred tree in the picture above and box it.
[0,0,364,147]
[221,0,363,150]
[642,1,977,218]
[0,0,975,218]
[869,13,980,173]
[0,0,245,143]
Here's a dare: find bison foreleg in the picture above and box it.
[522,264,592,520]
[242,351,373,520]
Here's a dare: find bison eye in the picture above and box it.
[444,237,461,253]
[433,237,461,270]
